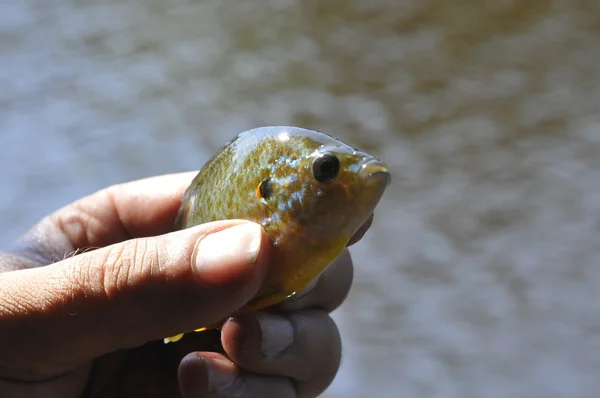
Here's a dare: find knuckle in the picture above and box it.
[52,199,102,250]
[64,249,104,297]
[63,233,193,309]
[101,242,130,299]
[65,238,162,302]
[100,238,162,298]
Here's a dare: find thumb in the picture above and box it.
[0,220,269,380]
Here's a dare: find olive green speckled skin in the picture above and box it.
[172,126,390,336]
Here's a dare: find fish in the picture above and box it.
[164,126,391,343]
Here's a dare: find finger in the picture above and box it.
[278,248,354,313]
[12,172,198,265]
[179,352,296,398]
[0,221,269,381]
[221,309,341,398]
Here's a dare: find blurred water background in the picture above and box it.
[2,1,600,397]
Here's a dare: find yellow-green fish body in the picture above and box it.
[165,126,390,343]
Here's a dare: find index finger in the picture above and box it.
[12,171,197,265]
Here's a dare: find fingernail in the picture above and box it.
[205,357,235,392]
[195,224,262,273]
[257,313,294,357]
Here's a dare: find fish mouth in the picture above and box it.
[359,159,391,187]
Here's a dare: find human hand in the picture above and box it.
[0,172,355,398]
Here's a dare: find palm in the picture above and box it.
[46,331,220,398]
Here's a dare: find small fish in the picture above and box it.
[164,126,391,343]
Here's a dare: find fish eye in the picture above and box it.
[256,178,272,199]
[312,154,340,183]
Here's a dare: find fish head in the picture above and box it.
[264,133,391,249]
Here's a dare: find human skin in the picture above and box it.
[0,172,359,398]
